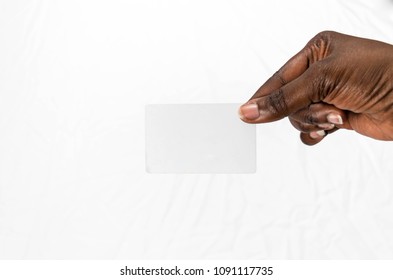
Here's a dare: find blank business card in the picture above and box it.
[145,103,256,173]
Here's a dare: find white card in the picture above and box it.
[145,103,256,173]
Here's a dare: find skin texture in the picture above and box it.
[239,31,393,145]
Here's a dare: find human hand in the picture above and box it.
[239,31,393,145]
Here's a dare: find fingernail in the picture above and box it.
[310,130,326,139]
[238,103,260,120]
[318,123,335,130]
[327,114,343,125]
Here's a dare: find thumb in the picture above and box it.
[239,67,321,123]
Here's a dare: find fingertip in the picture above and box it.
[300,132,324,146]
[326,111,352,130]
[238,103,260,122]
[327,113,343,125]
[310,130,326,139]
[300,126,340,145]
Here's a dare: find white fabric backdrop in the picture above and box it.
[1,0,393,259]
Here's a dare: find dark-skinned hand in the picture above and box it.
[239,31,393,145]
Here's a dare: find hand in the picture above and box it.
[238,31,393,145]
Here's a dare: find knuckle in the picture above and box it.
[309,62,332,101]
[305,31,334,64]
[313,30,335,44]
[299,123,315,133]
[317,30,333,37]
[266,88,288,116]
[289,118,315,133]
[304,111,319,125]
[272,70,287,86]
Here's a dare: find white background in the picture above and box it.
[0,0,393,259]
